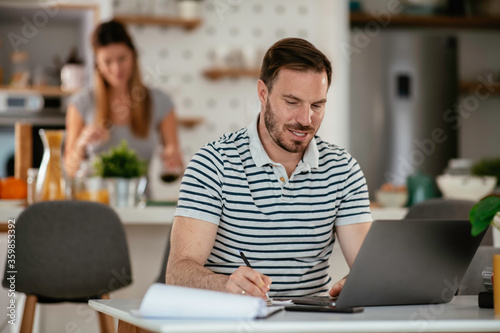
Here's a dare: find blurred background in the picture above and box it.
[0,0,499,331]
[1,0,499,205]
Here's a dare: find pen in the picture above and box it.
[239,250,270,300]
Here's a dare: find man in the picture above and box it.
[166,38,372,299]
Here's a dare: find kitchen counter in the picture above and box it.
[371,206,407,220]
[0,204,407,226]
[0,205,177,226]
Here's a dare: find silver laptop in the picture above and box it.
[331,219,486,308]
[287,219,486,308]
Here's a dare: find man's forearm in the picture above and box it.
[166,259,229,292]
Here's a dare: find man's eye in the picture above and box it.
[286,101,297,105]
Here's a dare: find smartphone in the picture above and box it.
[274,296,337,307]
[285,305,364,313]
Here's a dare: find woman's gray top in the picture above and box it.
[69,86,174,164]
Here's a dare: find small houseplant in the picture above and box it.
[94,140,146,179]
[94,141,147,207]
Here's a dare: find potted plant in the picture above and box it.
[472,157,500,189]
[94,140,147,207]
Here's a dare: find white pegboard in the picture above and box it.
[114,0,322,199]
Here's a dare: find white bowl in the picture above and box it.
[436,175,497,201]
[375,190,408,208]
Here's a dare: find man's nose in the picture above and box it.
[296,105,312,126]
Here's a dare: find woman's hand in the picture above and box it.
[75,126,109,155]
[161,145,184,170]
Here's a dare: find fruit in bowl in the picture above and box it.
[376,183,408,208]
[436,174,496,201]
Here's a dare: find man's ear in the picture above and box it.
[257,80,268,105]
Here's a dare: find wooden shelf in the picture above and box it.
[350,12,500,29]
[0,85,77,96]
[178,116,203,129]
[114,15,202,30]
[203,68,261,81]
[459,81,500,95]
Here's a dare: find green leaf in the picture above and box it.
[469,196,500,237]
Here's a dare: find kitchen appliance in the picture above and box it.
[350,32,458,199]
[0,89,66,125]
[0,90,44,113]
[0,89,67,178]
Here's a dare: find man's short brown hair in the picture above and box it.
[260,38,332,92]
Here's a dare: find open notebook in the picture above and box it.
[131,283,283,320]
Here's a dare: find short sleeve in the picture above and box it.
[174,145,224,225]
[67,87,94,124]
[334,154,373,226]
[150,88,174,126]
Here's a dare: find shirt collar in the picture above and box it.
[247,113,319,170]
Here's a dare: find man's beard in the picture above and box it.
[263,99,315,154]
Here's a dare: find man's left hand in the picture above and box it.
[329,277,346,297]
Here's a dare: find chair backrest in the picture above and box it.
[2,201,132,301]
[404,198,475,219]
[156,226,172,284]
[404,198,493,246]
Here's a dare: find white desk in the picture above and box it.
[89,296,500,333]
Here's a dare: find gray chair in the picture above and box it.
[156,226,172,284]
[404,198,493,245]
[2,201,132,333]
[405,198,475,219]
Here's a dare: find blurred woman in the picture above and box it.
[64,20,182,179]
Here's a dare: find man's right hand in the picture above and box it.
[225,266,271,299]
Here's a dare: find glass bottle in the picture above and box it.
[26,168,38,205]
[36,129,66,201]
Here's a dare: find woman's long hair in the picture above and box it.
[92,20,151,138]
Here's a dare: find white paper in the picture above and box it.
[132,283,282,320]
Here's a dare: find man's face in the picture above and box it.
[262,69,328,154]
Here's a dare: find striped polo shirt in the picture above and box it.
[175,115,372,297]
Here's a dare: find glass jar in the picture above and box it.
[10,51,30,88]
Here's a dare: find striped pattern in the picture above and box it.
[175,122,372,297]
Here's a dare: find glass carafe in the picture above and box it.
[36,129,66,201]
